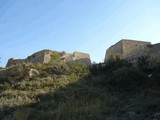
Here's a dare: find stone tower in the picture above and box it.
[105,39,160,63]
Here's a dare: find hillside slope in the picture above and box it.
[0,58,160,120]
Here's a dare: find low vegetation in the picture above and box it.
[0,57,160,120]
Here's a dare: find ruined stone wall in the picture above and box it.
[72,52,91,66]
[43,50,54,63]
[104,41,123,62]
[104,39,153,63]
[61,52,91,66]
[6,49,91,67]
[6,58,24,67]
[26,50,57,64]
[150,43,160,62]
[61,53,73,63]
[6,50,52,67]
[73,52,90,59]
[122,40,151,59]
[26,50,46,63]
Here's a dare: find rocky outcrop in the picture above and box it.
[6,58,24,67]
[0,66,39,84]
[1,66,25,84]
[24,68,40,78]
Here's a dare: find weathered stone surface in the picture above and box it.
[26,49,53,64]
[6,58,24,67]
[105,39,160,63]
[0,66,24,84]
[104,40,123,61]
[0,66,39,84]
[24,68,39,78]
[6,50,91,67]
[73,51,91,66]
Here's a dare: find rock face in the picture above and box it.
[0,66,24,84]
[104,39,160,63]
[6,58,24,67]
[6,50,91,67]
[24,68,40,78]
[0,66,39,84]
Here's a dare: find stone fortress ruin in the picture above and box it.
[6,39,160,68]
[6,49,91,67]
[105,39,160,63]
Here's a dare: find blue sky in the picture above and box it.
[0,0,160,67]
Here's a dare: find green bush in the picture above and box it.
[148,62,160,88]
[0,82,11,91]
[50,51,62,64]
[108,67,149,92]
[137,56,150,73]
[67,61,90,78]
[104,59,132,76]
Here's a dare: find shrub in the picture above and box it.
[108,67,149,92]
[137,56,150,73]
[148,62,160,88]
[50,51,62,64]
[0,82,11,91]
[67,61,90,78]
[104,59,132,76]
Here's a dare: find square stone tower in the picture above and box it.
[104,39,151,62]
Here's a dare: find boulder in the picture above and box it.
[0,66,24,84]
[24,68,39,78]
[0,65,39,84]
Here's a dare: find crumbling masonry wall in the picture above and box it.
[6,58,24,67]
[104,41,123,62]
[26,50,54,64]
[105,39,160,63]
[6,50,91,67]
[122,40,151,58]
[150,43,160,62]
[72,52,91,66]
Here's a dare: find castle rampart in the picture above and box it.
[122,40,151,58]
[72,52,91,66]
[104,41,123,61]
[105,39,160,63]
[6,49,91,67]
[149,43,160,62]
[26,50,54,64]
[6,58,24,67]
